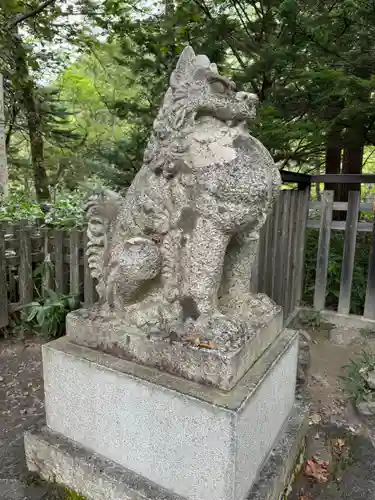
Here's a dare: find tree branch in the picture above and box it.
[7,0,57,29]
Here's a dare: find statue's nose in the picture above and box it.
[236,91,258,103]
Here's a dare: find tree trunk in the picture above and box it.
[340,144,363,200]
[324,127,342,195]
[335,127,364,220]
[324,126,342,220]
[13,35,50,202]
[24,82,50,202]
[0,75,8,198]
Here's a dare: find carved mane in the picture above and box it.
[142,46,220,179]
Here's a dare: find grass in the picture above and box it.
[341,349,375,403]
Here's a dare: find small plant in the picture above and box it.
[360,327,375,339]
[63,489,87,500]
[299,310,322,329]
[21,288,79,338]
[341,349,375,403]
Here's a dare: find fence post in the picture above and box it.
[276,190,291,309]
[42,228,53,293]
[54,230,65,294]
[69,230,81,299]
[313,190,334,311]
[364,204,375,320]
[263,202,276,297]
[270,196,282,301]
[19,223,33,305]
[285,190,298,317]
[293,185,310,310]
[338,191,360,315]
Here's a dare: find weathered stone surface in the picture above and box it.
[66,298,282,391]
[25,427,185,500]
[297,330,311,386]
[25,402,306,500]
[84,45,281,345]
[357,401,375,416]
[40,329,298,500]
[248,402,308,500]
[367,370,375,390]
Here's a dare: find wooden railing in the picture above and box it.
[0,190,310,329]
[254,188,310,319]
[306,190,375,320]
[0,225,97,328]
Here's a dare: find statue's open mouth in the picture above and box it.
[195,110,252,127]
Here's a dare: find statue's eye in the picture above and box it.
[210,80,227,94]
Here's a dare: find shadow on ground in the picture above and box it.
[289,423,375,499]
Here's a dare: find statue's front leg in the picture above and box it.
[220,229,259,301]
[180,216,229,319]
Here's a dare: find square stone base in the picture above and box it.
[27,328,299,500]
[24,404,307,500]
[66,298,283,391]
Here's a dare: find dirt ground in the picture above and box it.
[2,321,375,500]
[289,316,375,499]
[0,337,73,500]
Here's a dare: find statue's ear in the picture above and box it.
[170,46,196,88]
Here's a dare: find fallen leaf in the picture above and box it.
[309,413,322,425]
[304,456,329,483]
[299,494,312,500]
[198,342,217,349]
[334,438,345,451]
[188,337,201,346]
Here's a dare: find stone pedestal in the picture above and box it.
[65,299,283,391]
[24,328,307,500]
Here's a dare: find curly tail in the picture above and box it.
[85,190,122,300]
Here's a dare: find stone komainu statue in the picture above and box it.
[85,46,281,342]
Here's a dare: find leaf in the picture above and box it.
[304,456,329,483]
[188,337,201,346]
[45,288,60,302]
[334,438,345,451]
[36,307,46,326]
[309,413,322,425]
[198,341,217,349]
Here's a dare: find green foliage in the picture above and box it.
[360,328,375,339]
[341,350,375,403]
[63,490,86,500]
[21,288,78,338]
[303,229,371,315]
[298,310,322,329]
[0,187,93,227]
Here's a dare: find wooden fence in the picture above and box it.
[254,188,310,318]
[0,189,310,329]
[307,190,375,320]
[0,224,97,328]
